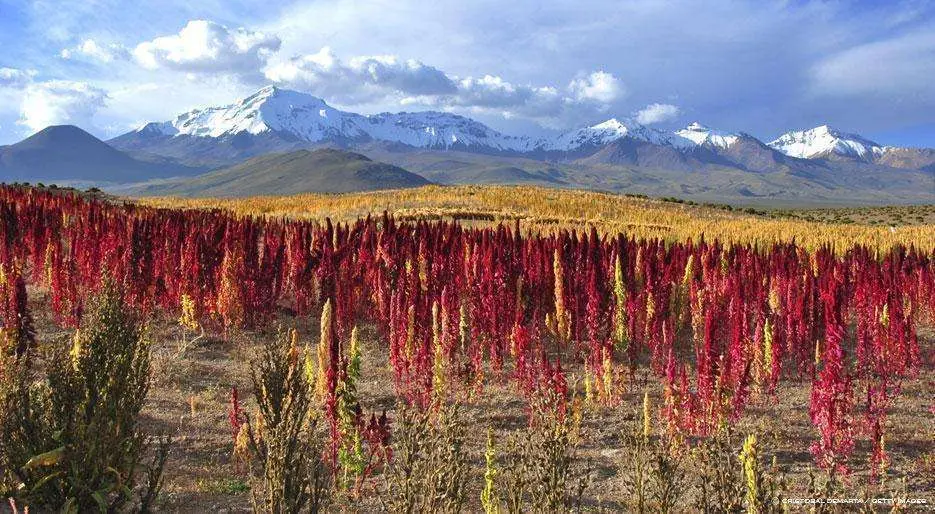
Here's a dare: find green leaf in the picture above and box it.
[23,446,65,470]
[91,490,108,512]
[60,497,77,514]
[29,471,65,492]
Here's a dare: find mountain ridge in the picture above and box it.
[110,86,933,171]
[2,87,930,206]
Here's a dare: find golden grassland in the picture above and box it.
[136,185,935,252]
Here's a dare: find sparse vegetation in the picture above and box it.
[772,203,935,227]
[498,398,591,513]
[380,401,469,513]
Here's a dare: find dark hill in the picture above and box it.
[0,125,201,183]
[120,148,431,197]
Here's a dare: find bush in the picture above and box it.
[381,401,468,513]
[242,328,333,514]
[694,431,744,512]
[692,430,787,513]
[619,402,687,514]
[0,280,169,512]
[500,398,591,513]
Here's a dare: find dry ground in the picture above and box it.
[773,205,935,228]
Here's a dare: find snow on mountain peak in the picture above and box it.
[135,121,178,137]
[142,86,541,151]
[590,118,629,134]
[675,122,739,149]
[145,87,915,158]
[769,125,882,159]
[140,87,721,154]
[545,117,692,151]
[146,86,344,139]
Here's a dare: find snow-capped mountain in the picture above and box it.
[675,122,740,149]
[3,84,931,203]
[117,86,791,160]
[768,125,883,160]
[110,86,933,178]
[545,118,693,151]
[119,86,702,158]
[133,86,537,153]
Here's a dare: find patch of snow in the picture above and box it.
[135,121,178,136]
[675,122,739,149]
[543,117,691,151]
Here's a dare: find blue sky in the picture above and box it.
[0,0,933,147]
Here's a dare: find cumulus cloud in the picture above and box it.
[405,71,620,123]
[117,20,627,126]
[0,67,36,88]
[18,80,107,131]
[134,20,280,79]
[267,47,623,123]
[635,103,680,125]
[61,39,131,63]
[568,71,624,103]
[265,47,455,101]
[425,75,573,122]
[447,75,557,109]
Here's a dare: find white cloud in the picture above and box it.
[348,54,456,95]
[267,46,623,123]
[0,67,36,88]
[265,47,455,101]
[569,71,624,103]
[61,39,131,63]
[18,81,107,131]
[134,20,280,79]
[411,71,620,124]
[811,28,935,98]
[446,75,557,110]
[635,103,680,124]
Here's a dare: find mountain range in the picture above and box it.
[2,85,933,205]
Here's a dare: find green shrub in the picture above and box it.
[0,280,169,512]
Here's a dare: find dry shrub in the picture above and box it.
[499,397,591,513]
[619,405,687,514]
[692,430,788,514]
[694,431,745,512]
[381,401,469,513]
